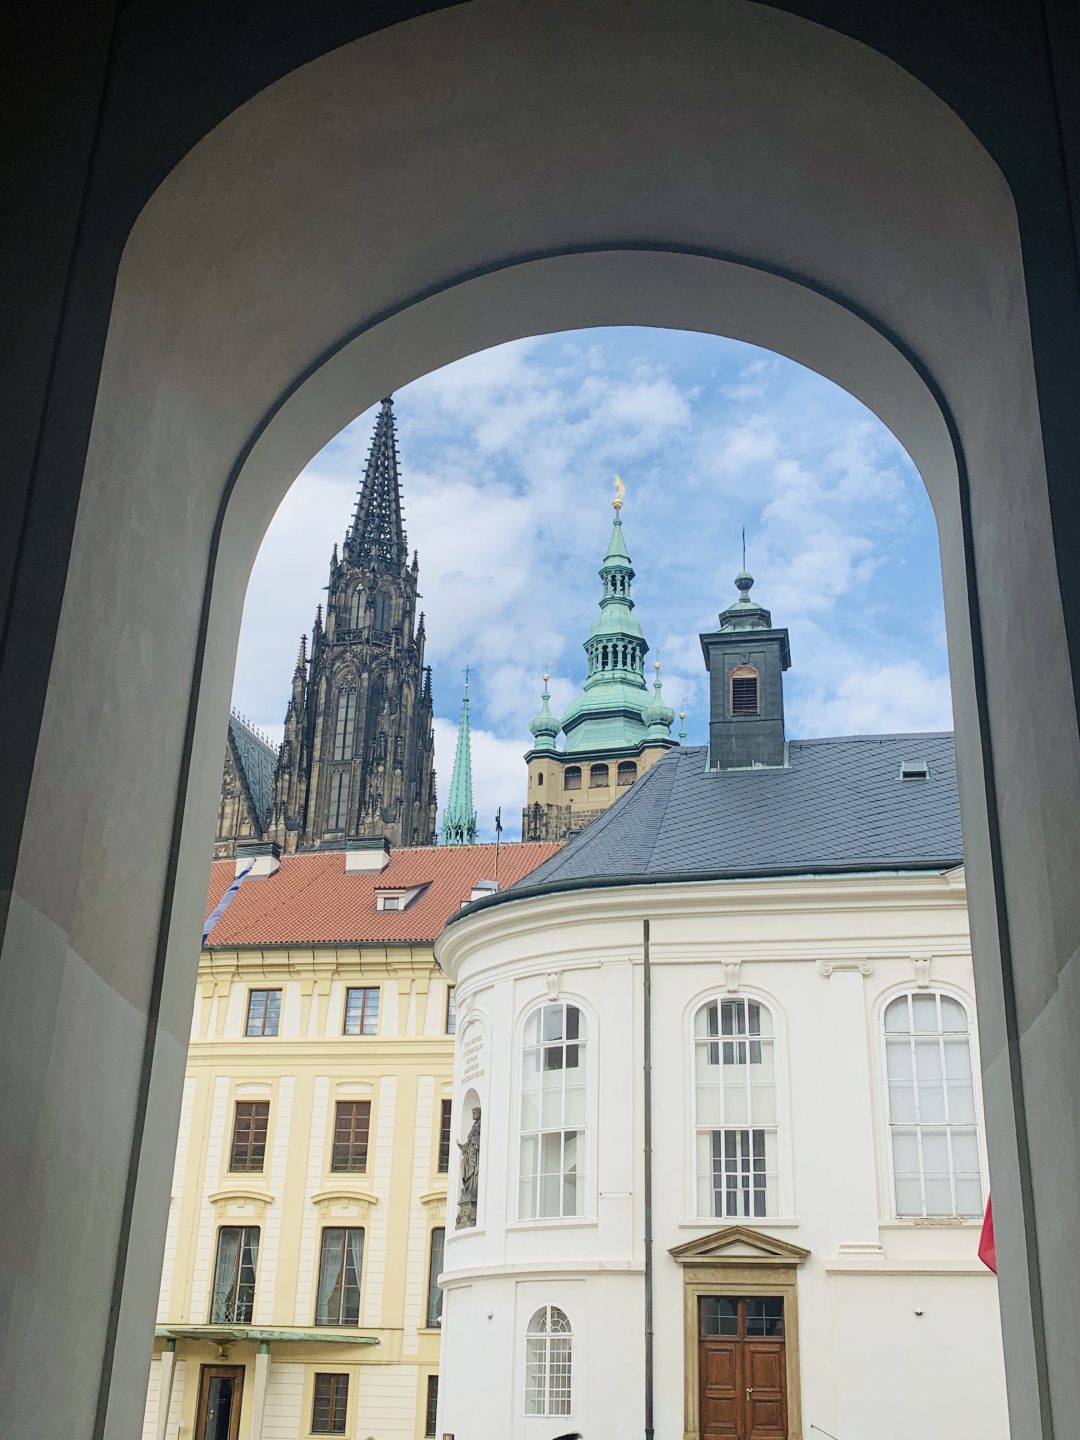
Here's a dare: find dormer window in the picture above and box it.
[900,760,930,781]
[730,665,760,717]
[375,884,427,912]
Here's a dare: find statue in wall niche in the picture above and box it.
[456,1105,481,1229]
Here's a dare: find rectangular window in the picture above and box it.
[705,999,763,1066]
[229,1100,269,1172]
[245,989,281,1037]
[343,987,379,1036]
[446,986,457,1035]
[426,1227,445,1328]
[312,1373,349,1434]
[332,689,356,762]
[210,1225,259,1323]
[519,1002,587,1219]
[315,1227,364,1326]
[424,1375,439,1437]
[331,1100,371,1173]
[730,673,759,715]
[328,769,350,831]
[709,1127,772,1219]
[437,1099,452,1173]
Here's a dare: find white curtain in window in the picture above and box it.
[519,1003,586,1219]
[693,996,779,1218]
[884,992,982,1217]
[210,1227,239,1322]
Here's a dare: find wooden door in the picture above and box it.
[699,1337,741,1439]
[195,1364,244,1440]
[698,1296,787,1440]
[744,1340,787,1439]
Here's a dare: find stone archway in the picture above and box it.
[2,5,1078,1439]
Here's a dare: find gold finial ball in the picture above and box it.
[542,672,550,684]
[654,660,661,673]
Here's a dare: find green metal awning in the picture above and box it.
[155,1325,379,1346]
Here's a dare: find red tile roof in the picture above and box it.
[203,842,563,948]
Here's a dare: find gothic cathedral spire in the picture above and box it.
[258,396,438,853]
[345,396,407,570]
[442,674,478,845]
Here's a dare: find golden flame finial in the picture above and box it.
[612,473,626,511]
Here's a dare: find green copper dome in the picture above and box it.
[529,676,560,752]
[558,502,672,753]
[643,665,676,739]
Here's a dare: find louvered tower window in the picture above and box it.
[730,665,760,716]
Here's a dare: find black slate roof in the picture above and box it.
[229,714,277,832]
[512,734,962,896]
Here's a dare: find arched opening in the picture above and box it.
[3,5,1077,1435]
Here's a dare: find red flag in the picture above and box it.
[978,1195,997,1273]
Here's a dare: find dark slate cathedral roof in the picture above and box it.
[509,732,962,897]
[228,713,276,833]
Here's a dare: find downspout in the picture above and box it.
[643,918,654,1440]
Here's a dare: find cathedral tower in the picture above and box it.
[522,484,675,840]
[266,397,438,851]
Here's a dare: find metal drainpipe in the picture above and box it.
[643,918,655,1440]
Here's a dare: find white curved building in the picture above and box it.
[433,578,1008,1440]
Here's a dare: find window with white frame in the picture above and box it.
[693,996,779,1219]
[884,991,982,1217]
[519,1002,586,1219]
[525,1305,573,1416]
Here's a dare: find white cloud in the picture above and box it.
[232,327,946,808]
[790,660,953,738]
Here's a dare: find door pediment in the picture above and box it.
[669,1225,810,1267]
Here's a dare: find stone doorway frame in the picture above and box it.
[670,1226,810,1440]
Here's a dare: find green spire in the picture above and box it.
[558,482,673,753]
[442,673,477,845]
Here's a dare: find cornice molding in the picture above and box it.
[436,872,970,978]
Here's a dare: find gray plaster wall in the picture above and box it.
[2,4,1080,1438]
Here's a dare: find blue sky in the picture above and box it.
[233,328,951,840]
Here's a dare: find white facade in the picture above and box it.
[435,870,1008,1440]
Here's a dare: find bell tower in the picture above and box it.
[699,569,791,771]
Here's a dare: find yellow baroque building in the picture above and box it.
[144,838,559,1440]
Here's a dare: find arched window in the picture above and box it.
[589,763,609,788]
[525,1305,573,1417]
[349,587,363,629]
[729,664,760,716]
[520,1002,586,1219]
[537,770,544,786]
[693,996,778,1218]
[332,688,356,762]
[883,992,982,1217]
[617,760,637,787]
[564,766,581,791]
